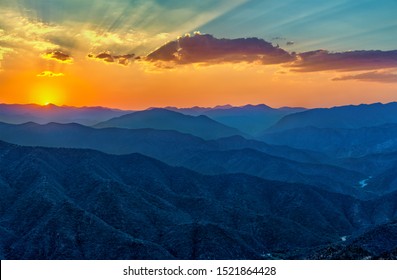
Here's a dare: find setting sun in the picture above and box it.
[30,83,66,106]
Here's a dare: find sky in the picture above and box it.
[0,0,396,109]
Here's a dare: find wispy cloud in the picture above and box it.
[0,9,63,52]
[146,33,293,67]
[333,71,397,83]
[0,45,13,71]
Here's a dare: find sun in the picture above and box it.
[30,83,65,106]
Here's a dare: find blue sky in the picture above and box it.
[2,0,396,53]
[199,0,397,52]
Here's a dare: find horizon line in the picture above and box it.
[0,101,395,112]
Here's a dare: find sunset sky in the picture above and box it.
[0,0,396,109]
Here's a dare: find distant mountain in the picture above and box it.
[261,123,397,158]
[167,104,306,135]
[0,122,209,159]
[0,122,328,164]
[0,103,131,125]
[94,108,243,140]
[163,104,234,115]
[267,102,397,132]
[1,141,396,259]
[0,122,365,195]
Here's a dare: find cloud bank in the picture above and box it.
[146,33,293,66]
[290,50,397,72]
[333,71,397,83]
[145,34,397,79]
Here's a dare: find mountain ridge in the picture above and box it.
[1,141,397,259]
[94,108,244,140]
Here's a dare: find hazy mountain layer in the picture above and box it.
[267,102,397,132]
[0,122,366,196]
[261,124,397,158]
[94,108,244,140]
[166,104,306,135]
[0,103,130,125]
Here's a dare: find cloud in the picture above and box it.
[286,41,294,46]
[0,10,63,52]
[332,71,397,83]
[0,45,14,71]
[146,33,293,66]
[290,50,397,72]
[88,52,135,66]
[41,51,73,64]
[0,7,171,71]
[36,71,65,78]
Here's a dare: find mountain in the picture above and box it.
[210,135,331,164]
[0,103,131,125]
[267,102,397,132]
[167,104,306,136]
[261,123,397,158]
[0,121,209,159]
[308,219,397,260]
[0,121,331,165]
[94,108,243,140]
[364,163,397,195]
[167,148,366,197]
[1,141,397,259]
[163,105,234,115]
[0,122,366,196]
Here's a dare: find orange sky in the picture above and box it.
[1,56,396,110]
[0,1,396,110]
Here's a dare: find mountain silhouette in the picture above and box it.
[94,108,243,140]
[267,102,397,132]
[166,104,306,136]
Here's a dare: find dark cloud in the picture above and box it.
[88,52,134,66]
[114,54,135,66]
[272,37,286,41]
[41,51,73,64]
[332,71,397,83]
[146,33,293,66]
[36,71,65,78]
[290,50,397,72]
[286,41,294,46]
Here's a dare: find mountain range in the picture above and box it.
[0,103,131,125]
[267,102,397,132]
[165,104,306,135]
[261,123,397,158]
[94,108,244,140]
[1,141,397,259]
[0,121,368,197]
[1,101,397,259]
